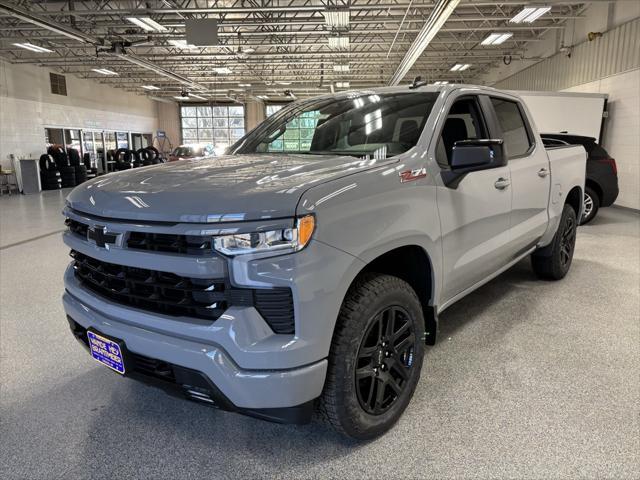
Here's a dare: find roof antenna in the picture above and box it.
[409,76,427,89]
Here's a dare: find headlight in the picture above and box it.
[213,215,315,256]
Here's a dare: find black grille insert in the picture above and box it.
[71,250,295,333]
[66,218,88,238]
[72,250,227,321]
[127,231,213,255]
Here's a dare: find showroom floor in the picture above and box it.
[1,190,638,479]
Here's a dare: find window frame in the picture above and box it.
[487,96,535,160]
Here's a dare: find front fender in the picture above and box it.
[297,161,443,307]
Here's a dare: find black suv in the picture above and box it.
[541,133,619,224]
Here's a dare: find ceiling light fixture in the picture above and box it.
[433,81,449,85]
[333,64,350,72]
[450,63,471,71]
[257,95,269,99]
[276,81,292,85]
[336,81,350,88]
[168,39,198,49]
[328,36,349,50]
[92,68,118,75]
[12,42,53,53]
[322,8,350,28]
[389,0,462,85]
[480,32,513,45]
[510,6,551,24]
[213,66,232,74]
[238,83,252,87]
[174,93,206,101]
[141,85,160,90]
[126,17,167,32]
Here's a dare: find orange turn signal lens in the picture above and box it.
[296,215,315,250]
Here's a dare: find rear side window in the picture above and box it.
[490,98,532,157]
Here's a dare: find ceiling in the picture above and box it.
[0,0,588,102]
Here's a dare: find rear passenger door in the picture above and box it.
[435,94,513,304]
[489,97,550,252]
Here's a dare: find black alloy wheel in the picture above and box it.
[355,306,416,415]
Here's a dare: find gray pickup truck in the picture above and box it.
[63,85,586,439]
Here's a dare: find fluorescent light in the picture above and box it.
[174,93,206,101]
[433,81,449,85]
[257,95,269,99]
[276,81,292,85]
[141,85,160,90]
[12,42,53,53]
[238,83,252,87]
[510,6,551,24]
[333,64,350,72]
[168,39,198,49]
[480,32,513,45]
[92,68,118,75]
[336,81,350,88]
[127,17,167,32]
[213,67,232,74]
[322,8,350,28]
[328,36,349,50]
[389,0,462,86]
[450,63,470,71]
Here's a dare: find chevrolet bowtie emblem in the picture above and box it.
[87,225,119,248]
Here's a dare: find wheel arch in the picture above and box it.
[565,185,583,218]
[343,244,438,345]
[585,178,603,202]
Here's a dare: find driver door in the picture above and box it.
[436,95,513,304]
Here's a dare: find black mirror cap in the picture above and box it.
[451,139,505,169]
[442,139,505,189]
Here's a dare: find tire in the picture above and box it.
[318,273,425,439]
[75,165,87,184]
[145,146,160,160]
[580,186,600,225]
[531,203,578,280]
[68,148,81,167]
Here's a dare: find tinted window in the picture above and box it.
[437,97,488,166]
[233,93,438,158]
[491,98,532,157]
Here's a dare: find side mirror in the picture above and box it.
[451,139,504,170]
[442,139,505,189]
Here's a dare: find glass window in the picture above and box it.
[180,104,245,153]
[490,98,532,157]
[234,93,438,157]
[116,132,129,149]
[437,97,488,166]
[266,104,285,117]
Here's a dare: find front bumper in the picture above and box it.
[63,284,327,414]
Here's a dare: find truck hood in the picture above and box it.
[66,153,385,223]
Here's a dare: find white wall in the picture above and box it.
[0,59,158,168]
[562,69,640,210]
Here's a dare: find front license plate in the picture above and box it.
[87,331,126,375]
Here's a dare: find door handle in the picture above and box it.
[538,168,549,178]
[494,178,510,190]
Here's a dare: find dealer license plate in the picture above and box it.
[87,330,126,375]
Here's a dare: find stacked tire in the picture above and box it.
[39,154,61,190]
[115,148,133,170]
[60,165,77,188]
[68,148,87,185]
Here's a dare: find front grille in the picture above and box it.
[66,218,88,238]
[71,250,295,333]
[71,250,227,320]
[127,231,213,255]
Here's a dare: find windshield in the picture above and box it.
[232,92,438,158]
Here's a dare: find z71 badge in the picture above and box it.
[399,167,428,183]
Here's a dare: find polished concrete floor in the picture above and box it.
[1,191,639,479]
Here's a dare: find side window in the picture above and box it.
[490,98,532,158]
[436,97,487,167]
